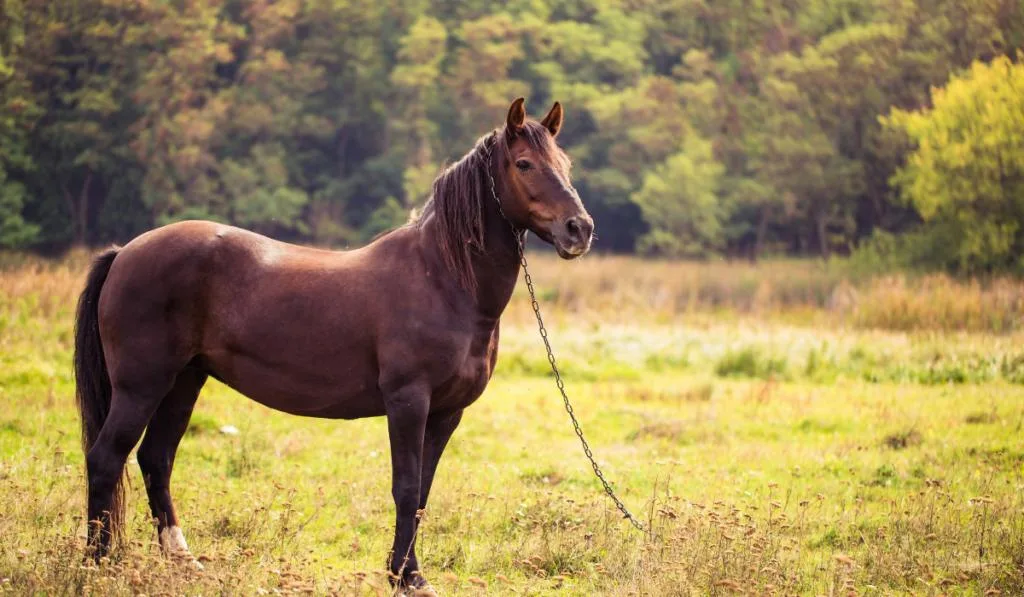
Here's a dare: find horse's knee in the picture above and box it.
[392,478,420,505]
[86,446,122,491]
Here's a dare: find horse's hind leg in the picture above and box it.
[87,381,172,558]
[137,365,206,565]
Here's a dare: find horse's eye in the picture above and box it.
[515,159,532,171]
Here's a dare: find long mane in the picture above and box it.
[417,121,566,291]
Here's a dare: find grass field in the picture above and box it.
[1,253,1023,595]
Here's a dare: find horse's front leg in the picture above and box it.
[383,382,430,589]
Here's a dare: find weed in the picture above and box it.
[882,429,923,450]
[965,410,999,425]
[715,346,789,380]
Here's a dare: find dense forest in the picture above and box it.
[1,0,1022,271]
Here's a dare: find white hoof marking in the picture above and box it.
[159,525,202,569]
[159,526,190,554]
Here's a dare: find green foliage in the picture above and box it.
[0,172,38,248]
[883,54,1024,273]
[634,136,725,257]
[0,0,1020,259]
[361,197,408,242]
[0,2,40,248]
[221,144,309,235]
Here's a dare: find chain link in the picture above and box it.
[481,138,645,533]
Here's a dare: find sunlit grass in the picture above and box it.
[1,252,1023,595]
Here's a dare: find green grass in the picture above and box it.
[1,255,1023,595]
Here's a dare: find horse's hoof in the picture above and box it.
[159,526,203,570]
[394,570,435,596]
[168,551,204,571]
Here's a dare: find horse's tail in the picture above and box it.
[74,247,123,534]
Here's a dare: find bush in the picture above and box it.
[714,346,788,380]
[882,55,1024,275]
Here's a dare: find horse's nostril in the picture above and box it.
[566,218,581,238]
[565,217,593,244]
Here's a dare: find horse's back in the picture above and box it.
[103,219,373,302]
[115,219,342,270]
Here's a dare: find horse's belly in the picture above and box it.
[204,351,386,419]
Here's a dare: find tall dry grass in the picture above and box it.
[4,248,1024,334]
[850,275,1024,333]
[517,254,1024,332]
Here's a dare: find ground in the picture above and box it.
[1,254,1022,595]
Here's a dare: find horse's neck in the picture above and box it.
[472,140,524,319]
[469,195,522,320]
[417,196,520,321]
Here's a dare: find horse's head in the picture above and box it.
[497,97,593,259]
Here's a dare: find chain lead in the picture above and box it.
[482,138,645,533]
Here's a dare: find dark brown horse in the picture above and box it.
[74,98,592,590]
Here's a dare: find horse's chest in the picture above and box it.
[434,327,499,411]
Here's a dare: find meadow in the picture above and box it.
[1,252,1023,595]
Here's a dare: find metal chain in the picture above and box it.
[481,138,646,533]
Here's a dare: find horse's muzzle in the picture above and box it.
[554,214,593,259]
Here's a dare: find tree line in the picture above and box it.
[1,0,1022,272]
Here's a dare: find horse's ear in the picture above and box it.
[540,101,563,137]
[506,97,526,136]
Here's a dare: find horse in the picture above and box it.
[73,97,593,591]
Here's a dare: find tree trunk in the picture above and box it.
[63,171,93,246]
[77,172,93,245]
[752,206,769,263]
[815,208,829,260]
